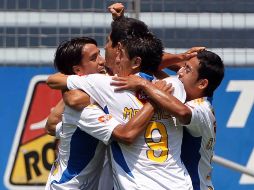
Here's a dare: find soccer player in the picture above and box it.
[47,24,193,189]
[111,50,224,190]
[45,37,156,190]
[45,36,105,137]
[44,8,174,189]
[46,3,204,189]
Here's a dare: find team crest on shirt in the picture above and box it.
[98,114,113,123]
[4,75,61,189]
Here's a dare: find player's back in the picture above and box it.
[67,73,193,190]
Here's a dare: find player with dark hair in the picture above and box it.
[45,37,156,190]
[111,49,224,190]
[47,25,193,189]
[46,3,206,189]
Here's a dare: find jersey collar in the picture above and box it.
[137,72,154,82]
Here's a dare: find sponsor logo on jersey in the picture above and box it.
[4,75,61,189]
[98,114,113,123]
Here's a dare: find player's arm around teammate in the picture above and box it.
[111,75,192,124]
[45,99,64,136]
[46,72,167,145]
[110,50,225,190]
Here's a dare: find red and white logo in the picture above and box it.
[4,75,61,189]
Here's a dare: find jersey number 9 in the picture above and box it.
[145,122,168,163]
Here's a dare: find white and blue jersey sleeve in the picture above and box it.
[77,104,119,145]
[45,104,119,190]
[185,98,215,137]
[67,74,112,109]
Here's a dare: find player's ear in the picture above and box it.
[132,56,141,70]
[198,78,208,90]
[115,52,121,65]
[116,42,124,62]
[72,65,82,75]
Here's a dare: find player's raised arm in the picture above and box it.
[108,2,125,20]
[159,47,206,71]
[47,72,68,90]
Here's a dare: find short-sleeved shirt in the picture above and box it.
[45,104,119,190]
[181,97,216,190]
[67,73,193,190]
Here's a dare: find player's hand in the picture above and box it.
[111,75,146,91]
[183,47,206,60]
[108,3,125,20]
[154,80,174,95]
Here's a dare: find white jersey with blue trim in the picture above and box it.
[181,97,216,190]
[45,104,119,190]
[67,73,193,190]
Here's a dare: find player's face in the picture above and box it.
[116,47,135,77]
[177,56,201,101]
[78,43,105,75]
[104,34,118,75]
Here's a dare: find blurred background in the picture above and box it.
[0,0,253,189]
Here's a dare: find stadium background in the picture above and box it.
[0,0,254,189]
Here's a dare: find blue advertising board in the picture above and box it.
[213,67,254,189]
[0,66,253,190]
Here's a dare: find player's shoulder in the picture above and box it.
[186,97,212,110]
[163,75,181,83]
[81,104,105,118]
[83,73,111,80]
[163,76,184,89]
[83,104,103,112]
[78,73,112,86]
[163,75,186,102]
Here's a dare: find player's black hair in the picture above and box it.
[197,50,224,97]
[110,17,150,48]
[121,33,163,75]
[111,17,163,74]
[54,37,97,75]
